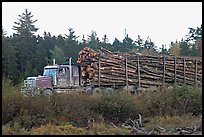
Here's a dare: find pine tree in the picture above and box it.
[179,39,190,56]
[50,46,66,64]
[112,38,123,52]
[122,34,135,52]
[135,35,144,52]
[2,27,20,85]
[64,28,81,62]
[13,9,38,36]
[102,34,108,44]
[190,44,198,56]
[12,9,39,81]
[87,31,100,50]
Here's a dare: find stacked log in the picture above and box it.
[77,47,202,88]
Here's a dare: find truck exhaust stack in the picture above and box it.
[69,57,72,86]
[53,58,56,65]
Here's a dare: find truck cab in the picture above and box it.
[21,60,81,96]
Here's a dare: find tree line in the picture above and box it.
[2,9,202,85]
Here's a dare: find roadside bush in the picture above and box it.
[133,84,202,117]
[2,90,24,124]
[95,90,139,124]
[53,92,98,127]
[2,79,202,132]
[171,84,202,116]
[2,122,29,135]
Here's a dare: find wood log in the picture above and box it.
[78,46,202,87]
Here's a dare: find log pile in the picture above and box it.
[77,47,202,88]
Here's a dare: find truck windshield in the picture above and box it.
[43,68,57,76]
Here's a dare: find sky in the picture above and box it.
[2,2,202,49]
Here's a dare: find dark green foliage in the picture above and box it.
[134,85,202,117]
[186,24,202,42]
[2,34,20,85]
[93,91,139,123]
[87,31,100,50]
[159,44,169,55]
[64,28,82,62]
[171,84,202,116]
[190,44,198,56]
[179,39,190,56]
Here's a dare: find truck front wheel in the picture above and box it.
[43,88,53,95]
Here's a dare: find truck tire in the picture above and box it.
[43,88,53,95]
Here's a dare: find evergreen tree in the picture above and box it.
[12,9,39,82]
[87,31,100,50]
[102,34,108,44]
[195,39,202,56]
[64,28,81,62]
[13,9,38,36]
[141,37,158,55]
[2,27,20,85]
[112,38,123,52]
[122,34,135,52]
[160,44,169,55]
[190,44,198,56]
[179,39,190,56]
[186,24,202,42]
[50,46,66,64]
[135,35,144,52]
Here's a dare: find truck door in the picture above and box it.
[57,67,69,88]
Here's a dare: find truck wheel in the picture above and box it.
[43,88,53,95]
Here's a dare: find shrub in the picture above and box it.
[2,80,202,132]
[95,90,139,123]
[171,84,202,116]
[133,84,202,117]
[2,122,29,135]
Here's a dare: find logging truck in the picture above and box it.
[21,47,202,96]
[21,58,84,96]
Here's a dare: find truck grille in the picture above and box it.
[21,78,40,96]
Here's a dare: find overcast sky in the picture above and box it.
[2,2,202,49]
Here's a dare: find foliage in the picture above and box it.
[95,90,139,123]
[195,39,202,56]
[171,84,202,116]
[49,46,66,64]
[133,85,202,117]
[169,41,181,56]
[2,78,202,134]
[2,122,29,135]
[186,24,202,43]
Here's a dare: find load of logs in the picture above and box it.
[77,46,202,89]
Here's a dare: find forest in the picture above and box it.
[2,9,202,86]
